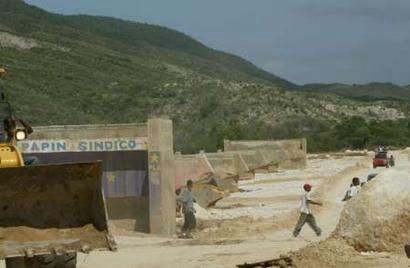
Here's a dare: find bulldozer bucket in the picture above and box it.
[0,162,116,259]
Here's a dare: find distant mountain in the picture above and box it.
[0,0,408,153]
[1,0,295,87]
[301,82,410,102]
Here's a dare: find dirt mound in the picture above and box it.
[290,237,357,268]
[334,169,410,252]
[288,168,410,267]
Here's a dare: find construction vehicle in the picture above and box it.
[373,152,389,169]
[0,86,115,266]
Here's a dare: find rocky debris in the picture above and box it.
[334,169,410,252]
[287,237,358,268]
[189,173,239,207]
[193,203,210,220]
[309,151,370,160]
[192,184,228,208]
[236,255,293,268]
[176,173,239,219]
[209,177,238,193]
[284,168,410,267]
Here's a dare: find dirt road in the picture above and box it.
[1,152,405,267]
[77,153,382,268]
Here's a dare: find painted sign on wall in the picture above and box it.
[18,138,148,153]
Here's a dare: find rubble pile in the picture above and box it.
[192,173,238,208]
[334,169,410,252]
[288,168,410,267]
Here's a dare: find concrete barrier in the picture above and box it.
[174,152,214,189]
[175,138,307,187]
[224,138,307,153]
[224,138,307,170]
[205,151,248,179]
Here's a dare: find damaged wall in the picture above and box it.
[18,120,175,237]
[174,152,214,189]
[224,138,307,170]
[175,138,308,190]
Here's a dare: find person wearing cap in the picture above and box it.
[293,183,322,237]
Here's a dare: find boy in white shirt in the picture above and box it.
[342,177,361,201]
[293,183,322,237]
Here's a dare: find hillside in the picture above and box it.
[302,82,410,102]
[1,0,409,153]
[0,0,297,121]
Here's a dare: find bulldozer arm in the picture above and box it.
[0,162,116,259]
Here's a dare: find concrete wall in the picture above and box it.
[224,138,307,170]
[174,152,214,189]
[205,152,247,179]
[30,123,148,140]
[106,197,149,232]
[224,138,306,153]
[19,120,175,237]
[174,151,250,188]
[174,139,306,186]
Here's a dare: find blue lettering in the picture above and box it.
[104,141,113,150]
[95,141,104,151]
[31,142,40,152]
[128,140,137,149]
[57,142,66,151]
[119,140,127,150]
[41,143,50,151]
[22,142,29,151]
[78,142,87,151]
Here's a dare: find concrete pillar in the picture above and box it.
[147,118,176,236]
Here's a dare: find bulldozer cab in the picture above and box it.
[0,96,30,168]
[0,98,13,142]
[0,92,115,266]
[0,98,30,145]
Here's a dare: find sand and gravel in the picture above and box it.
[288,153,410,267]
[2,151,408,267]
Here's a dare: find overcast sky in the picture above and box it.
[24,0,410,85]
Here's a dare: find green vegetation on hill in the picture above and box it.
[308,117,410,152]
[302,83,410,102]
[0,0,409,153]
[1,0,295,125]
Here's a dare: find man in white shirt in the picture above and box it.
[342,177,361,201]
[293,183,322,237]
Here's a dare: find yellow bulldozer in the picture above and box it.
[0,83,115,266]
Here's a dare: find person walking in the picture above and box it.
[389,155,395,167]
[177,180,196,238]
[293,183,322,237]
